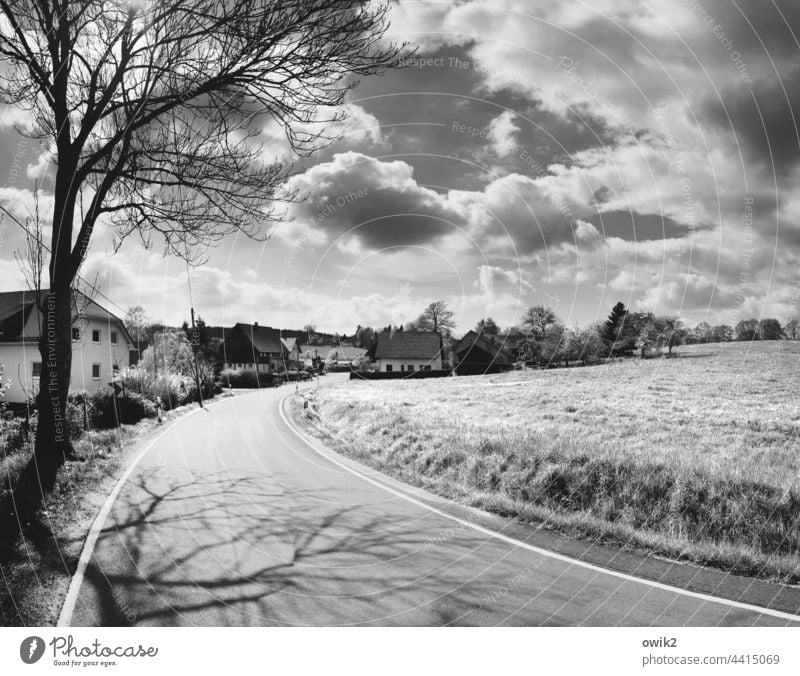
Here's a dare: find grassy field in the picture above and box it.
[294,341,800,583]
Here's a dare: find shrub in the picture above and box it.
[0,416,33,457]
[88,390,157,428]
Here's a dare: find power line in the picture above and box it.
[0,204,129,317]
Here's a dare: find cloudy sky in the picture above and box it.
[2,0,799,334]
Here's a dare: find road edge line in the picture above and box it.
[56,398,226,627]
[279,393,800,624]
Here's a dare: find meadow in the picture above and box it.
[296,341,800,583]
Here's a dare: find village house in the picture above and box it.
[374,330,443,373]
[453,330,516,375]
[0,290,135,405]
[221,322,301,373]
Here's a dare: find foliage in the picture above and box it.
[785,319,800,340]
[758,318,784,340]
[85,390,157,429]
[475,317,501,338]
[712,324,734,342]
[602,301,628,352]
[735,318,760,341]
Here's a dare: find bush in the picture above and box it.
[217,369,272,388]
[87,390,157,428]
[120,363,215,410]
[0,416,33,457]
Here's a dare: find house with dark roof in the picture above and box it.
[453,330,516,375]
[374,330,443,373]
[0,290,135,404]
[221,322,301,373]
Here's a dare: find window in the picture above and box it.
[71,327,80,341]
[32,362,42,378]
[92,329,100,343]
[407,364,415,372]
[400,364,405,372]
[92,364,101,380]
[112,363,120,376]
[423,365,432,371]
[110,331,118,345]
[385,364,393,372]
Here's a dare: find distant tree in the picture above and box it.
[693,321,713,344]
[735,318,760,341]
[712,324,734,342]
[633,313,658,358]
[522,305,558,340]
[125,305,151,346]
[539,322,567,365]
[602,302,627,342]
[785,319,800,340]
[758,318,784,340]
[355,326,377,349]
[475,317,500,339]
[416,300,456,336]
[655,316,686,355]
[141,330,195,376]
[570,324,606,364]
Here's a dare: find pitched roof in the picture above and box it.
[230,323,283,354]
[375,330,442,360]
[0,290,132,343]
[280,337,297,352]
[454,330,515,361]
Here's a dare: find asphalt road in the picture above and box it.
[64,379,800,626]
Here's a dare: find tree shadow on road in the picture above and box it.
[73,468,501,627]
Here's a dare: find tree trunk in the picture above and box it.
[11,289,75,522]
[9,163,78,530]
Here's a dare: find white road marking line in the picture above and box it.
[57,398,229,627]
[279,394,800,624]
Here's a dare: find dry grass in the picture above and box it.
[296,341,800,583]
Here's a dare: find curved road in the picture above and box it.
[62,380,800,626]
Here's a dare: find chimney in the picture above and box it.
[254,321,258,328]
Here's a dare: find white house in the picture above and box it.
[0,290,135,405]
[374,330,443,373]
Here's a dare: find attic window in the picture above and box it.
[110,331,118,345]
[72,327,80,341]
[92,329,100,343]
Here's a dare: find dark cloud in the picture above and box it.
[590,210,701,241]
[351,43,612,190]
[702,69,800,173]
[284,152,463,250]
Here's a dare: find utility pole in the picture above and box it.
[190,307,204,409]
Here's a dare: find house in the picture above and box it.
[0,290,135,404]
[374,330,443,373]
[453,330,516,375]
[300,344,367,368]
[221,322,301,373]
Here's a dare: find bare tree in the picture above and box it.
[416,300,456,336]
[0,0,403,517]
